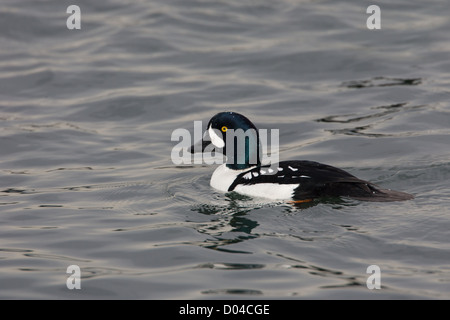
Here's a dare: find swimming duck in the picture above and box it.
[189,111,414,203]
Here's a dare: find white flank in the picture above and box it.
[234,183,296,200]
[243,172,252,180]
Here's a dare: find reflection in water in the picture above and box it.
[269,252,367,291]
[316,103,407,124]
[202,288,263,295]
[196,262,265,270]
[323,76,423,139]
[342,77,422,89]
[189,192,353,254]
[316,102,425,138]
[190,193,260,254]
[327,125,390,138]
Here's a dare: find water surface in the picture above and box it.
[0,0,449,299]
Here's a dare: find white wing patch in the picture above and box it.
[243,172,252,180]
[288,166,298,172]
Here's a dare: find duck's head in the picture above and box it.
[190,112,262,170]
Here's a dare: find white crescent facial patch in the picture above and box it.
[208,127,225,148]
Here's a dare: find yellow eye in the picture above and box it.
[221,126,228,132]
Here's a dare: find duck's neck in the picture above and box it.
[225,134,261,170]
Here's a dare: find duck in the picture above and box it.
[189,111,414,203]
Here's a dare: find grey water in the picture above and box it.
[0,0,449,299]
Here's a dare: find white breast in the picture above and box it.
[210,164,248,192]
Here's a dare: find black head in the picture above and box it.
[190,112,262,170]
